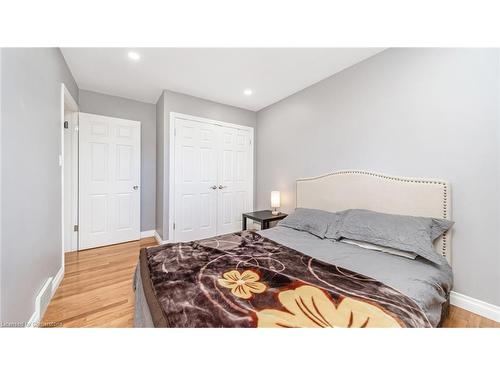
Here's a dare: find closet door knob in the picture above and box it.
[133,185,139,190]
[210,185,217,190]
[218,185,227,189]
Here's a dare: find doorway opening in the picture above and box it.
[61,84,79,262]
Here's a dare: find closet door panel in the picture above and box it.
[217,127,251,235]
[174,118,218,241]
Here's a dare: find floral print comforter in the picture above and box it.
[139,231,432,327]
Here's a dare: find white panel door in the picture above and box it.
[174,118,218,241]
[217,127,252,235]
[79,113,141,250]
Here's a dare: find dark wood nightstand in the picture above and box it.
[242,210,288,230]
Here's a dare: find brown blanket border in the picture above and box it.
[139,247,169,327]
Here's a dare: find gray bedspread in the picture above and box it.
[134,226,452,327]
[133,264,154,328]
[259,226,452,327]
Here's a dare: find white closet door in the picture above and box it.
[217,127,252,235]
[79,113,141,250]
[174,118,218,241]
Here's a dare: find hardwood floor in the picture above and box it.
[42,237,157,328]
[442,305,499,328]
[42,238,499,328]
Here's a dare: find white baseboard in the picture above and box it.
[26,266,64,328]
[27,311,38,328]
[154,231,172,245]
[52,266,64,295]
[154,231,162,244]
[450,291,500,322]
[140,230,156,238]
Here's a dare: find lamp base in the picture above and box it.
[271,209,280,215]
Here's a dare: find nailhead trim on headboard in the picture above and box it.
[297,170,450,258]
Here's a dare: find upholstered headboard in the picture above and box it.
[296,170,452,264]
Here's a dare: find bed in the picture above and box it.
[134,170,453,328]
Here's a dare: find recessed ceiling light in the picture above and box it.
[243,89,253,96]
[128,51,140,61]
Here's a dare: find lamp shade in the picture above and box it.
[270,191,281,209]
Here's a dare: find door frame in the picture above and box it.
[168,112,254,243]
[60,84,78,273]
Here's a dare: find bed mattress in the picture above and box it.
[134,227,452,327]
[259,227,452,327]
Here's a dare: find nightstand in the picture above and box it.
[242,210,288,230]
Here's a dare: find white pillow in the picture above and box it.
[340,239,418,260]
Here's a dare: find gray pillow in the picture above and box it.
[334,209,454,265]
[324,210,346,239]
[278,208,338,238]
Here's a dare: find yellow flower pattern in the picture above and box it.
[256,284,401,328]
[218,270,267,299]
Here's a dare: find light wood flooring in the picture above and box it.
[42,237,156,328]
[42,237,499,328]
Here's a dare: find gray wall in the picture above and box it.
[256,48,500,306]
[157,89,257,239]
[78,89,156,232]
[1,48,79,322]
[155,92,165,238]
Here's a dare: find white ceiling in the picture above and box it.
[61,48,384,111]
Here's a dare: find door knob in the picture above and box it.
[218,185,227,189]
[133,185,139,190]
[210,185,217,190]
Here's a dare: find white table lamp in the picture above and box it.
[271,191,281,215]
